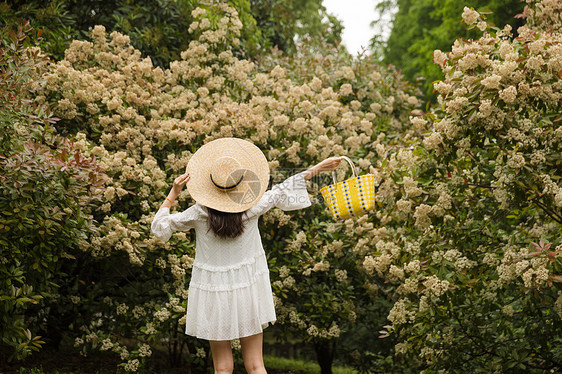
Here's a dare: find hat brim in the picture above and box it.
[186,138,270,213]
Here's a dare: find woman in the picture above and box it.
[151,137,341,374]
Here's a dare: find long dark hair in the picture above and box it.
[206,207,245,239]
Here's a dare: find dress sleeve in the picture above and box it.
[151,204,201,242]
[247,171,311,218]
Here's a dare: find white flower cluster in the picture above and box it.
[306,324,341,339]
[461,7,480,25]
[154,308,170,322]
[388,298,415,326]
[422,275,450,298]
[138,343,152,358]
[124,359,139,372]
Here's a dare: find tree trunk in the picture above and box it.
[313,339,336,374]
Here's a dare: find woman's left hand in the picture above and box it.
[304,157,342,180]
[315,157,342,172]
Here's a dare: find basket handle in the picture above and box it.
[331,156,357,184]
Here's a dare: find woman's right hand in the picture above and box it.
[172,172,190,195]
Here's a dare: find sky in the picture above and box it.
[323,0,391,56]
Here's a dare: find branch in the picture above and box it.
[531,197,562,225]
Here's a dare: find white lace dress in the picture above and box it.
[151,172,311,341]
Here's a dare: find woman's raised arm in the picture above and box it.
[303,157,343,180]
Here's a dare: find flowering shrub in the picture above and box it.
[30,2,422,371]
[255,31,424,373]
[364,0,562,371]
[0,21,105,360]
[10,0,560,372]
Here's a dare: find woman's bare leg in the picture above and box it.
[240,333,267,374]
[209,340,234,374]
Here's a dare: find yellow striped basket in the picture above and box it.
[320,156,376,220]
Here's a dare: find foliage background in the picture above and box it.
[0,20,105,361]
[372,0,526,99]
[1,0,561,373]
[0,0,342,66]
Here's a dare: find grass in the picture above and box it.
[265,355,357,374]
[8,356,357,374]
[2,331,357,374]
[12,369,108,374]
[4,354,357,374]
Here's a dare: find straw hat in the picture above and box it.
[186,138,270,213]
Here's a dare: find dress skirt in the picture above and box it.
[185,252,276,340]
